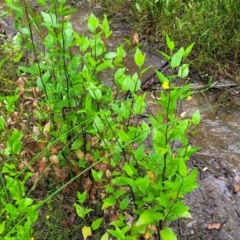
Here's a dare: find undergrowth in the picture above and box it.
[99,0,240,79]
[0,0,200,239]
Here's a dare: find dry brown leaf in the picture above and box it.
[106,169,111,178]
[90,136,99,148]
[61,219,68,228]
[16,77,25,96]
[133,32,139,45]
[144,230,153,239]
[84,177,92,191]
[20,150,27,156]
[125,212,134,226]
[233,183,240,193]
[37,142,46,150]
[50,146,58,155]
[94,162,108,171]
[32,98,38,108]
[53,166,67,183]
[33,125,40,136]
[24,100,32,106]
[85,152,93,162]
[32,87,39,98]
[89,187,97,203]
[38,157,47,174]
[206,223,221,230]
[12,111,19,121]
[68,212,76,228]
[113,89,118,97]
[49,155,59,166]
[43,122,51,137]
[100,151,105,157]
[180,111,187,118]
[75,149,84,159]
[108,210,119,223]
[18,159,34,172]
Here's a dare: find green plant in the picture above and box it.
[0,90,39,240]
[100,0,240,78]
[73,33,200,239]
[2,0,200,239]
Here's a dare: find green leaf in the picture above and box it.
[71,139,83,150]
[16,198,33,211]
[159,51,171,61]
[0,116,4,130]
[131,224,148,235]
[119,196,129,210]
[5,175,24,200]
[104,52,117,59]
[36,0,46,6]
[27,205,39,224]
[155,70,169,84]
[160,227,177,240]
[192,109,201,125]
[184,168,198,187]
[102,197,116,209]
[116,129,130,143]
[85,94,92,112]
[123,163,134,177]
[135,176,149,193]
[134,48,145,68]
[114,67,125,81]
[166,34,175,53]
[135,2,142,11]
[89,84,102,100]
[171,47,183,68]
[4,203,19,219]
[108,227,124,239]
[135,210,163,227]
[0,221,5,235]
[122,77,135,92]
[94,116,104,132]
[133,93,146,114]
[87,55,97,68]
[101,232,109,240]
[19,27,30,35]
[82,226,92,240]
[96,60,114,72]
[102,14,112,38]
[178,64,189,78]
[134,144,145,161]
[91,218,103,230]
[91,169,103,182]
[41,11,58,28]
[77,191,87,204]
[115,45,126,65]
[184,42,194,58]
[179,159,188,177]
[88,13,99,33]
[74,204,85,218]
[167,202,190,221]
[112,177,135,189]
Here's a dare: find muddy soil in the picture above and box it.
[1,1,240,239]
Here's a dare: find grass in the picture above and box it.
[99,0,240,80]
